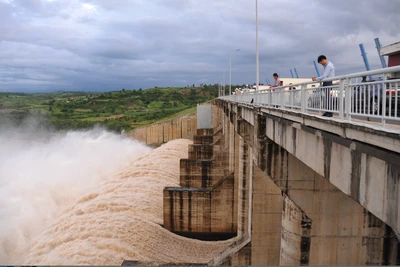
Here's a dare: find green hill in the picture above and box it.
[0,85,219,132]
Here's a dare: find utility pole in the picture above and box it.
[255,0,259,92]
[223,71,225,96]
[229,49,241,93]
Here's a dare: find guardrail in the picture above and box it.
[219,66,400,127]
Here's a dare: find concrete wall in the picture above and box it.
[208,129,254,266]
[210,100,399,266]
[163,112,240,241]
[197,105,212,129]
[262,112,400,234]
[220,243,252,266]
[127,115,197,145]
[283,150,397,265]
[163,173,236,239]
[127,103,223,145]
[133,99,399,265]
[251,165,283,265]
[235,133,252,240]
[180,154,230,188]
[280,194,311,266]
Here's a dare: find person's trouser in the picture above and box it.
[322,81,333,112]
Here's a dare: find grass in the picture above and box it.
[155,106,197,124]
[0,85,219,132]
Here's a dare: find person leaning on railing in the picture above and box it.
[288,83,296,90]
[268,73,282,106]
[234,88,242,95]
[288,83,297,106]
[312,55,335,117]
[268,73,281,89]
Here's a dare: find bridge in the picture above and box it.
[128,66,400,265]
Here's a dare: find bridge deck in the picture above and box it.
[304,111,400,133]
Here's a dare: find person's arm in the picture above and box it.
[315,65,333,81]
[269,79,280,87]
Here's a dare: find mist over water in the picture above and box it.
[0,120,231,265]
[0,122,152,263]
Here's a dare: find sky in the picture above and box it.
[0,0,399,92]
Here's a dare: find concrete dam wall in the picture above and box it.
[127,104,222,146]
[214,100,399,266]
[127,114,197,145]
[126,100,399,266]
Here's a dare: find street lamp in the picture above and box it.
[229,49,241,93]
[255,0,259,92]
[222,71,225,96]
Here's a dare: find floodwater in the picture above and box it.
[0,127,231,265]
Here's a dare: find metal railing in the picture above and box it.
[219,66,400,127]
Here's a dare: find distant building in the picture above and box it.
[380,41,400,78]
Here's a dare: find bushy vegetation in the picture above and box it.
[0,84,220,133]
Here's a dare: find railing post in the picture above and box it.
[381,74,387,127]
[301,84,306,113]
[268,88,272,107]
[345,78,351,120]
[339,79,344,119]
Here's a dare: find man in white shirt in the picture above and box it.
[267,73,282,106]
[312,55,335,117]
[268,73,281,88]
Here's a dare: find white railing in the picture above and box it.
[220,66,400,127]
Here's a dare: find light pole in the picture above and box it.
[223,71,225,96]
[218,78,221,97]
[255,0,259,92]
[229,48,241,93]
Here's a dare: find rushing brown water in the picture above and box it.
[0,128,152,264]
[17,138,231,265]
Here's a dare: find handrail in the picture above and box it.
[219,66,400,128]
[241,65,400,92]
[328,65,400,81]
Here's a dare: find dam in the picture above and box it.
[128,65,400,265]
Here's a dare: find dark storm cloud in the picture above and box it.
[0,0,399,92]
